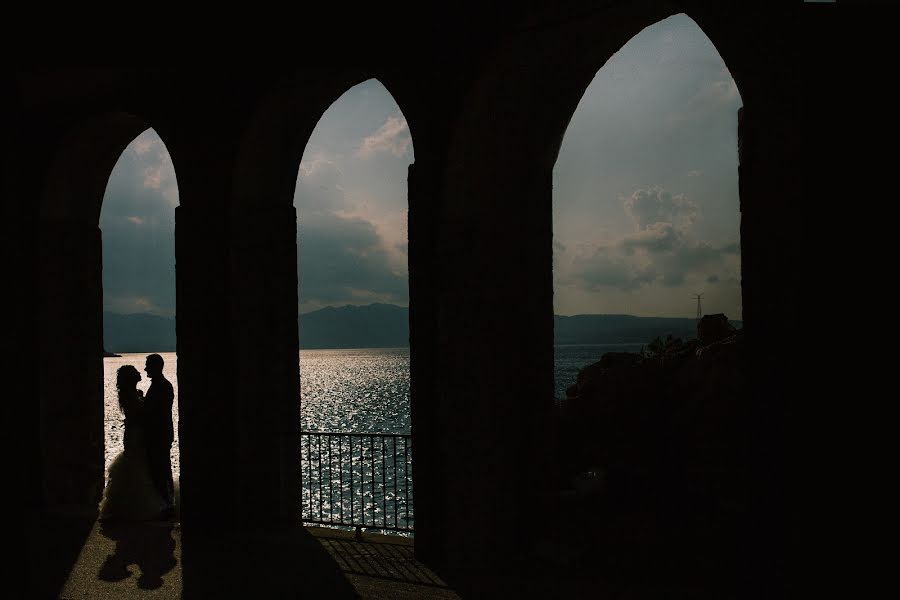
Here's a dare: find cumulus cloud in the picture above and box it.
[552,15,742,317]
[298,157,343,189]
[560,234,736,292]
[568,245,656,291]
[295,158,348,214]
[555,185,738,293]
[124,129,178,205]
[623,185,698,231]
[620,222,681,254]
[356,115,412,158]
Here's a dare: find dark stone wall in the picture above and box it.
[38,220,105,514]
[229,203,302,524]
[6,117,45,517]
[174,201,237,529]
[7,2,809,591]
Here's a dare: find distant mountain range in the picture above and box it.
[103,305,742,352]
[298,303,410,349]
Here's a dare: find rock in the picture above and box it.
[697,313,735,345]
[598,352,642,370]
[557,323,748,514]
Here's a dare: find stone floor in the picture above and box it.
[23,515,461,599]
[21,513,753,599]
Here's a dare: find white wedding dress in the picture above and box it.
[99,411,168,521]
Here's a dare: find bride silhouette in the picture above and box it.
[99,365,169,521]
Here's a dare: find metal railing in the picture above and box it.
[301,431,413,535]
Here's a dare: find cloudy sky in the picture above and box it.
[100,131,178,316]
[99,80,413,317]
[293,81,413,313]
[553,13,742,319]
[100,13,741,320]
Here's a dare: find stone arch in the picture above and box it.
[38,112,180,515]
[446,7,754,186]
[293,76,416,304]
[551,11,744,320]
[546,14,746,174]
[431,2,780,569]
[225,72,421,525]
[233,71,420,212]
[41,112,180,223]
[548,11,749,574]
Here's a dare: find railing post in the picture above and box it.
[300,431,413,533]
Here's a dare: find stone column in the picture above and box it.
[37,218,104,516]
[737,104,793,582]
[175,204,237,528]
[229,204,301,524]
[407,160,445,564]
[434,162,556,569]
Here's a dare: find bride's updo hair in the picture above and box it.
[116,365,141,412]
[116,365,141,391]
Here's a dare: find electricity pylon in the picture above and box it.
[693,293,704,321]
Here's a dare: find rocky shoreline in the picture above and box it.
[547,314,749,576]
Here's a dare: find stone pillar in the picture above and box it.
[434,163,556,569]
[37,218,104,516]
[737,104,792,583]
[175,204,237,528]
[408,161,445,565]
[229,204,301,524]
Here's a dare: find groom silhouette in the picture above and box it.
[144,353,175,518]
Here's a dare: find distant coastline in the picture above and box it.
[103,304,742,352]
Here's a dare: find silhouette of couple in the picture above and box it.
[99,354,176,522]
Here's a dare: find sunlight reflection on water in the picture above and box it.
[103,346,619,477]
[300,348,410,434]
[102,345,624,536]
[103,348,411,478]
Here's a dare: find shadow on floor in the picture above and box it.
[24,513,752,599]
[24,515,359,599]
[24,513,96,599]
[97,520,177,590]
[180,524,360,599]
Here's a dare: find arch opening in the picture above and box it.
[551,12,746,568]
[294,79,415,536]
[99,127,181,517]
[554,13,743,395]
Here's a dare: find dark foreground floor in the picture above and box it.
[23,515,457,599]
[22,513,754,599]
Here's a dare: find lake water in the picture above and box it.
[103,345,639,477]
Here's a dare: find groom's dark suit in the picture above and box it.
[144,375,175,507]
